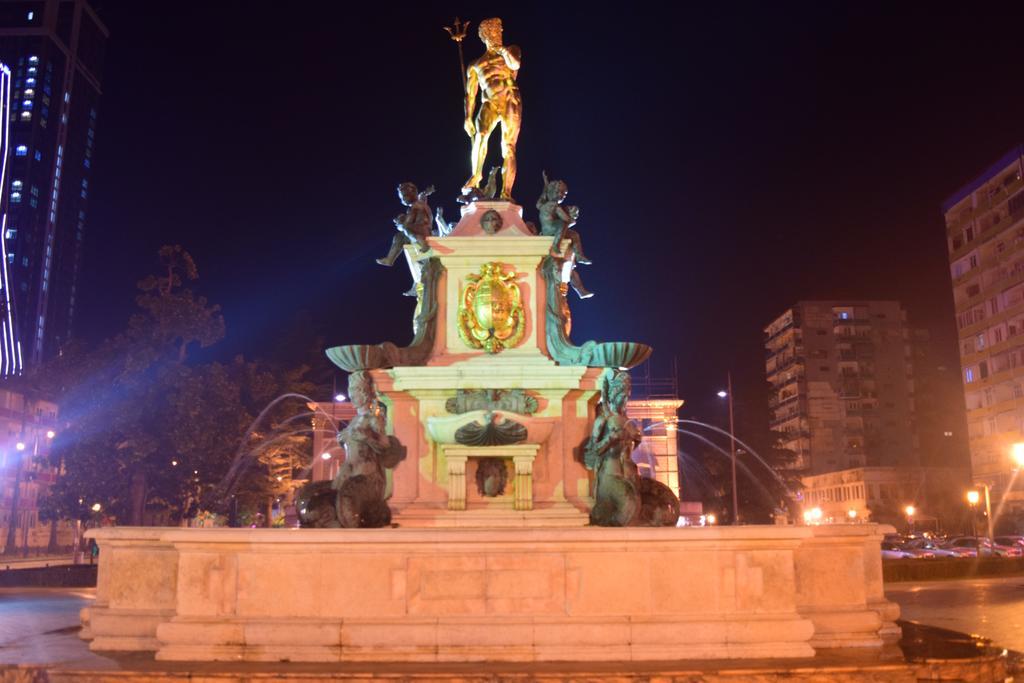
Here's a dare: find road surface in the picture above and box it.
[887,575,1024,652]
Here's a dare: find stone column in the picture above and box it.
[512,454,534,511]
[446,454,468,511]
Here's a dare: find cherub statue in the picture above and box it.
[329,372,406,527]
[583,370,641,526]
[377,182,434,267]
[537,172,593,299]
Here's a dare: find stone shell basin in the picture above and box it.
[426,410,554,445]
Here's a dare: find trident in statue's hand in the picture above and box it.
[443,17,471,94]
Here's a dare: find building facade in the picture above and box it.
[0,386,70,553]
[0,0,107,367]
[943,146,1024,513]
[800,466,968,530]
[765,301,916,475]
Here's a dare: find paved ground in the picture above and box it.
[0,554,76,570]
[887,575,1024,652]
[0,588,105,667]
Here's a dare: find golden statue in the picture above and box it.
[461,18,522,200]
[458,262,525,353]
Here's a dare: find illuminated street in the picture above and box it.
[888,576,1024,652]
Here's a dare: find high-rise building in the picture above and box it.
[1,61,24,376]
[764,301,916,475]
[943,146,1024,513]
[0,0,107,367]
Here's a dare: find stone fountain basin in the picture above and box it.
[425,410,554,444]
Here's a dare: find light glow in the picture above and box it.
[904,505,915,517]
[716,390,728,398]
[91,503,101,512]
[320,452,332,460]
[966,490,980,505]
[847,509,857,519]
[334,393,347,402]
[1011,442,1024,469]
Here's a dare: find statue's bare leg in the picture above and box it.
[566,229,591,265]
[570,269,594,299]
[463,105,500,193]
[499,101,522,200]
[376,233,408,267]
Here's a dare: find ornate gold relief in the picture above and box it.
[457,262,525,353]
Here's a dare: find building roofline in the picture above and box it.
[941,145,1024,213]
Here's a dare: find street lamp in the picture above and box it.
[904,504,916,533]
[716,374,738,525]
[847,509,858,521]
[706,513,717,525]
[334,393,347,402]
[46,430,55,440]
[1012,442,1024,469]
[15,442,25,451]
[91,503,102,513]
[965,486,994,541]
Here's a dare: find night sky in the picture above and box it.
[79,1,1024,420]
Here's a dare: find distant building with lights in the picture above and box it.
[764,301,918,475]
[800,465,969,530]
[0,386,66,552]
[0,1,108,368]
[942,145,1024,514]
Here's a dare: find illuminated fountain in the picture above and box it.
[82,17,902,666]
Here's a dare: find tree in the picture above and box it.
[40,246,228,525]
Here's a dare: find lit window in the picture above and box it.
[19,112,30,122]
[33,151,41,161]
[10,192,20,203]
[839,311,849,320]
[6,255,13,264]
[21,257,28,267]
[5,230,16,240]
[15,145,27,157]
[27,67,36,76]
[83,158,90,168]
[28,56,38,65]
[23,89,34,98]
[25,78,35,86]
[966,368,975,383]
[26,11,33,20]
[11,181,22,191]
[21,100,32,109]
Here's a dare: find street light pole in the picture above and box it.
[728,372,738,526]
[982,483,993,541]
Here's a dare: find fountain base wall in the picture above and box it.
[83,524,898,663]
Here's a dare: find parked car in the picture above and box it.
[943,537,1023,558]
[900,538,962,558]
[881,541,915,560]
[994,535,1024,549]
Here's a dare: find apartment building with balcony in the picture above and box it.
[764,301,916,475]
[943,146,1024,512]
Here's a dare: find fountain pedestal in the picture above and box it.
[84,524,900,663]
